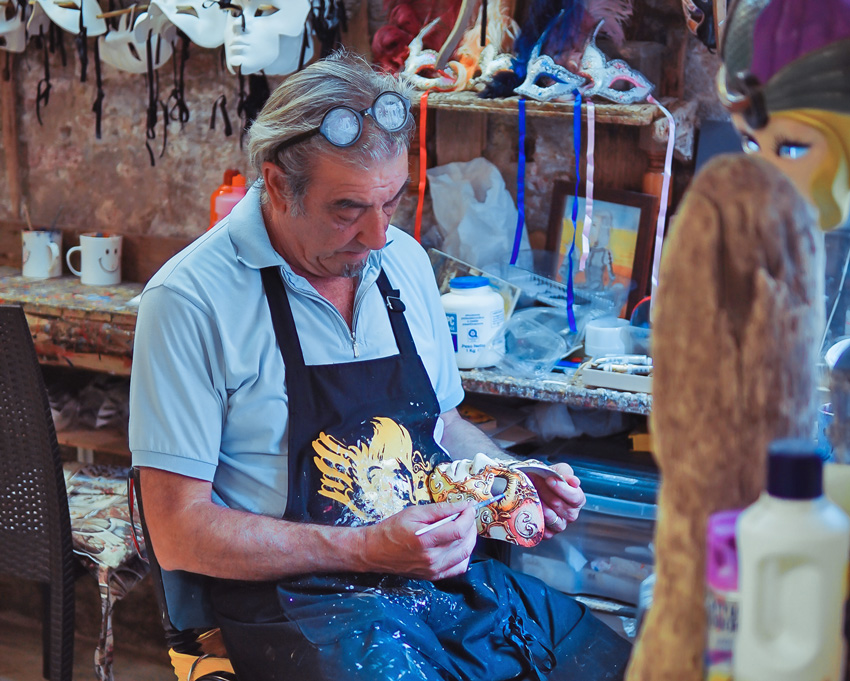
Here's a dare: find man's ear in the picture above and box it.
[262,161,289,213]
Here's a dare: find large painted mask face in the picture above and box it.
[148,0,226,49]
[719,0,850,229]
[428,453,548,548]
[732,111,850,229]
[223,0,311,75]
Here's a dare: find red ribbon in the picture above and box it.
[414,90,431,243]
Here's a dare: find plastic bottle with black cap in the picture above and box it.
[733,438,850,681]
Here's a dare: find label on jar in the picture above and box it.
[449,308,504,367]
[446,313,458,352]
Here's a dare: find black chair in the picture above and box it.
[131,467,237,681]
[0,304,78,681]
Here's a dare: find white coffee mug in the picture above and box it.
[22,229,63,279]
[66,233,123,286]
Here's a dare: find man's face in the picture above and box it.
[267,152,409,280]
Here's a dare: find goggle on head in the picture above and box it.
[275,91,412,154]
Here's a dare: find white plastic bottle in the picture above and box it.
[734,439,850,681]
[441,276,505,369]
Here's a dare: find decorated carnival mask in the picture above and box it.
[718,0,850,229]
[578,22,654,104]
[403,18,464,91]
[147,0,225,49]
[223,0,312,75]
[100,9,176,73]
[428,452,563,547]
[0,0,26,52]
[513,31,586,102]
[35,0,107,35]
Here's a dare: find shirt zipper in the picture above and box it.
[283,273,373,360]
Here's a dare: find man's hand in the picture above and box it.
[361,501,479,580]
[528,463,586,540]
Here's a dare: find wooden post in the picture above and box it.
[340,0,372,61]
[1,52,22,219]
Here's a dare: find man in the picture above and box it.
[130,50,631,681]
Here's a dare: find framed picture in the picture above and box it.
[545,183,656,318]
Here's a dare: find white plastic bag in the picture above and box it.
[428,157,530,270]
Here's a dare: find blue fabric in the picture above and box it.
[511,98,526,266]
[566,91,582,333]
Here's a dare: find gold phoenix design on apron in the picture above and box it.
[311,416,434,525]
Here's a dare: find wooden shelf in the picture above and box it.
[56,427,130,457]
[414,91,663,126]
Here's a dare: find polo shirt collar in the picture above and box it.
[227,180,383,284]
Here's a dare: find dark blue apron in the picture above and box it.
[211,266,631,681]
[260,266,450,526]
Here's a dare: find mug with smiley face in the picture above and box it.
[66,233,123,286]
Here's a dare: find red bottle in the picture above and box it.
[208,170,247,230]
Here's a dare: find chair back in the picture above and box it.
[0,304,76,680]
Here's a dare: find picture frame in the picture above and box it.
[545,182,656,318]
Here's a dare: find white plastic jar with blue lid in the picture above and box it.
[441,276,505,369]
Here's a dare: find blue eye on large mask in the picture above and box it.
[777,142,811,160]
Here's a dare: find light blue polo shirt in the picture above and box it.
[129,183,465,519]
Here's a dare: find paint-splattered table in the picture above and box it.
[0,266,142,376]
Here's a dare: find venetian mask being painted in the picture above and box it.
[719,0,850,230]
[147,0,226,49]
[223,0,312,75]
[35,0,106,35]
[0,1,26,53]
[428,453,547,548]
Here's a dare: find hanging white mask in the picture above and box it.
[0,1,26,53]
[34,0,107,36]
[100,9,176,73]
[147,0,226,49]
[224,0,311,75]
[26,2,52,41]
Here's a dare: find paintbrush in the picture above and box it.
[414,493,506,536]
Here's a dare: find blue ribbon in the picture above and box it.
[510,98,526,266]
[565,90,582,333]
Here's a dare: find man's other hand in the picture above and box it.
[528,463,586,540]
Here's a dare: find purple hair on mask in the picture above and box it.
[750,0,850,84]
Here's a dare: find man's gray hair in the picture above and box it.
[248,49,414,214]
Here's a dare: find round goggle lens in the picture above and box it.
[372,93,408,132]
[321,107,361,146]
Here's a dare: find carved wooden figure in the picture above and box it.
[625,154,823,681]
